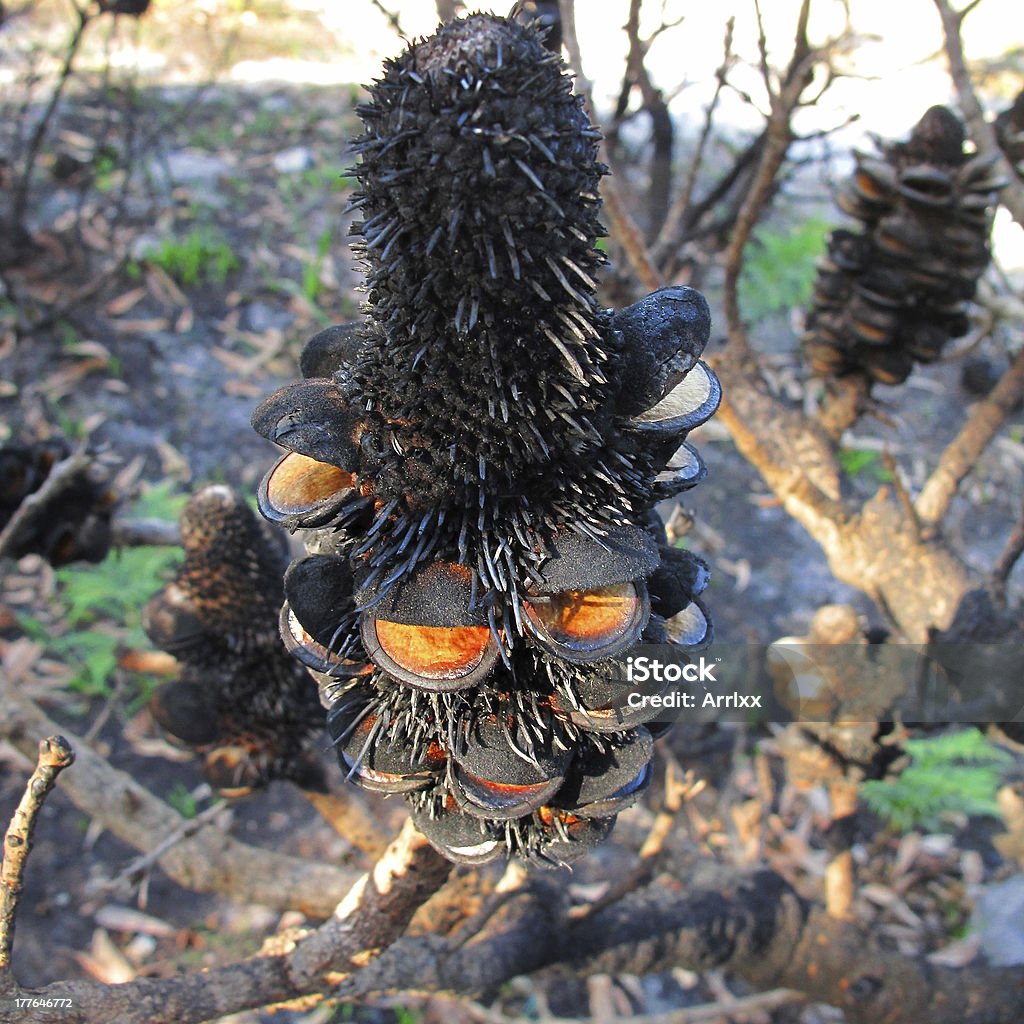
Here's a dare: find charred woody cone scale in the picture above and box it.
[253,12,720,863]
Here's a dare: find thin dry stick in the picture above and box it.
[0,818,451,1024]
[557,0,665,293]
[568,755,703,922]
[992,502,1024,589]
[110,517,181,548]
[102,800,230,893]
[881,450,922,541]
[1,691,360,917]
[932,0,1024,227]
[915,345,1024,526]
[722,0,814,352]
[9,4,92,230]
[817,375,874,442]
[371,0,405,39]
[0,736,75,972]
[650,17,735,271]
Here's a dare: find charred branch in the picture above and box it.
[0,692,361,917]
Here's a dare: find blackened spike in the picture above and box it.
[513,157,545,192]
[424,224,444,256]
[553,307,587,343]
[484,237,498,279]
[544,253,591,306]
[528,133,556,163]
[529,278,552,302]
[527,421,550,457]
[488,603,511,668]
[560,255,598,290]
[539,323,587,383]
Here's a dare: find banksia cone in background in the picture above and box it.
[803,106,1005,386]
[995,89,1024,178]
[253,13,719,864]
[0,438,116,566]
[145,485,326,796]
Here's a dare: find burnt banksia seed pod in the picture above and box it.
[146,485,327,796]
[803,105,1006,386]
[252,12,720,864]
[0,438,116,566]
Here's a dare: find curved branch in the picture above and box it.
[340,866,1024,1024]
[933,0,1024,226]
[712,350,972,639]
[2,819,450,1024]
[915,344,1024,526]
[1,692,360,917]
[1,737,75,973]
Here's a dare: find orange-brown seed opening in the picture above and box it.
[267,452,352,515]
[375,621,492,679]
[526,583,639,651]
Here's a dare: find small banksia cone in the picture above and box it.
[0,439,116,566]
[995,89,1024,179]
[253,12,719,863]
[146,485,327,795]
[803,105,1005,386]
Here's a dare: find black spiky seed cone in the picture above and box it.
[253,12,722,864]
[344,13,647,561]
[803,105,1005,386]
[146,485,327,795]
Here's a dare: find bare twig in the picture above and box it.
[622,0,675,237]
[0,736,75,972]
[650,17,735,271]
[932,0,1024,226]
[915,345,1024,527]
[110,517,181,548]
[712,350,972,640]
[0,819,450,1024]
[102,799,230,894]
[569,755,704,922]
[602,184,666,292]
[0,690,361,917]
[882,450,922,541]
[371,0,405,39]
[722,0,814,351]
[558,0,664,292]
[992,501,1024,589]
[817,375,873,441]
[9,4,93,231]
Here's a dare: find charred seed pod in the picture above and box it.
[804,106,1006,386]
[253,13,720,863]
[995,89,1024,181]
[146,485,327,795]
[0,439,116,567]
